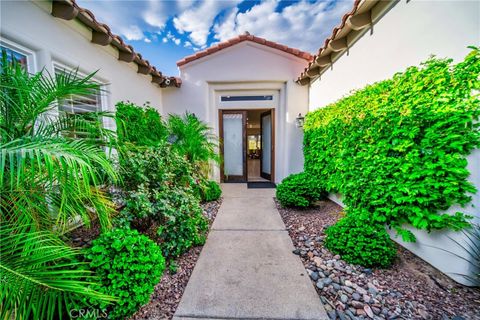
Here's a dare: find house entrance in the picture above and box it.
[219,109,274,183]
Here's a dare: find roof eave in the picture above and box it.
[177,33,313,67]
[296,0,398,86]
[51,0,180,88]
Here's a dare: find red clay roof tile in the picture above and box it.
[296,0,364,84]
[177,33,313,67]
[52,0,180,88]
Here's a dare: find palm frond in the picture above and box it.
[0,224,116,320]
[0,54,101,142]
[167,112,220,167]
[0,137,116,231]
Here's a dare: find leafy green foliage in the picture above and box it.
[324,214,397,268]
[167,112,220,176]
[117,144,196,223]
[115,101,167,146]
[199,180,222,202]
[0,53,117,319]
[304,49,480,240]
[0,52,117,232]
[0,225,116,320]
[117,145,208,257]
[276,172,327,208]
[86,228,165,319]
[156,188,208,257]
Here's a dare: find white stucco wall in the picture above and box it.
[0,0,165,122]
[308,0,480,285]
[163,42,309,183]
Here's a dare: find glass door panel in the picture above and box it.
[261,110,273,180]
[221,111,247,182]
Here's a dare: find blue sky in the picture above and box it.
[77,0,353,75]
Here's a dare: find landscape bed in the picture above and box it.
[69,199,222,320]
[276,199,480,320]
[131,199,222,320]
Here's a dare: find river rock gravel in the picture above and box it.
[276,199,480,320]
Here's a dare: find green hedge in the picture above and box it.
[276,172,327,208]
[304,48,480,241]
[325,214,397,268]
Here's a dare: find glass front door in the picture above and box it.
[260,110,273,180]
[220,111,247,182]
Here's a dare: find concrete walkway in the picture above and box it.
[173,184,327,320]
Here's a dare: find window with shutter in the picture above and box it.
[54,67,104,139]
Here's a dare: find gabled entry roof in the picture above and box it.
[177,33,314,67]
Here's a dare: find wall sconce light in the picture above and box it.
[295,113,305,128]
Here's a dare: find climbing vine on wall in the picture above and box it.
[303,48,480,241]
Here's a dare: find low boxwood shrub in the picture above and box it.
[304,49,480,241]
[276,172,327,207]
[201,180,222,202]
[324,213,397,268]
[86,228,165,319]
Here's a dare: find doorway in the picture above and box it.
[219,109,274,183]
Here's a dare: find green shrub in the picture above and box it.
[115,101,167,146]
[167,112,219,165]
[116,145,208,257]
[116,144,198,225]
[304,49,480,240]
[156,188,208,257]
[324,214,397,268]
[276,172,327,207]
[86,228,165,319]
[201,180,222,202]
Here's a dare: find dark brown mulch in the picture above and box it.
[130,198,222,320]
[67,219,102,248]
[276,199,480,320]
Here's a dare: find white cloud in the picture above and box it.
[144,38,152,43]
[174,38,181,45]
[184,41,193,48]
[76,0,354,56]
[76,0,147,41]
[173,0,241,47]
[213,0,353,53]
[121,25,144,41]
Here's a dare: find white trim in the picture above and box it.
[0,37,37,73]
[208,81,287,183]
[179,41,310,70]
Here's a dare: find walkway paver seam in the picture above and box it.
[173,184,327,320]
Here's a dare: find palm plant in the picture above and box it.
[167,112,220,176]
[0,54,117,318]
[0,224,116,320]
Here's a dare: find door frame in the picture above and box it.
[218,109,247,182]
[218,108,275,183]
[260,109,275,182]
